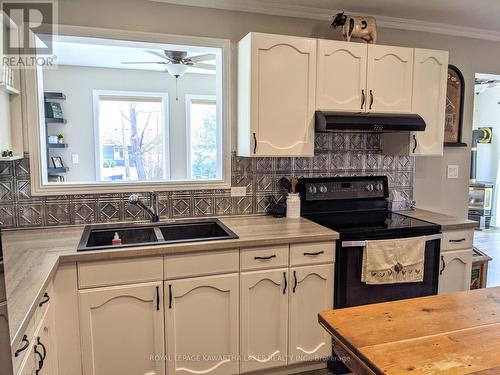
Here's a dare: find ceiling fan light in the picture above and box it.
[166,63,188,77]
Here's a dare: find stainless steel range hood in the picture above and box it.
[315,111,426,132]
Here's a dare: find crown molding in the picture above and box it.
[150,0,500,42]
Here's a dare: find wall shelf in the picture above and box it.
[45,118,67,124]
[44,92,66,101]
[0,82,20,95]
[47,143,68,149]
[47,167,68,174]
[0,155,23,161]
[444,142,468,148]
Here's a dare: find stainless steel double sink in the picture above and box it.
[77,218,238,251]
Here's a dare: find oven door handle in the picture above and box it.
[341,233,443,248]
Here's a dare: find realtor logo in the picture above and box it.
[1,1,55,55]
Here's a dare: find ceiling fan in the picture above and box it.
[121,50,216,77]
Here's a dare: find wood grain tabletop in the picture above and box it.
[319,287,500,374]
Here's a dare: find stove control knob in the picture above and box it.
[365,183,374,192]
[308,185,317,194]
[375,182,384,191]
[319,185,328,193]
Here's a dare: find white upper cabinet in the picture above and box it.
[238,32,317,157]
[366,45,414,113]
[316,40,368,112]
[288,264,333,364]
[411,48,449,156]
[165,274,239,375]
[240,269,289,372]
[79,282,165,375]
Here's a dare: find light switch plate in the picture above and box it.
[72,154,79,164]
[447,165,459,179]
[231,186,246,197]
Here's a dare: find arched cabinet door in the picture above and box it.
[165,274,238,375]
[288,264,334,364]
[367,45,414,113]
[238,33,316,156]
[411,48,448,156]
[79,282,165,375]
[438,249,473,294]
[316,40,368,111]
[240,269,288,372]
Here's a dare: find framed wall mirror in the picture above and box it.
[25,27,231,195]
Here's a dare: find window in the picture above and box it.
[186,95,218,180]
[93,91,169,182]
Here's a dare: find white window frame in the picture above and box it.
[93,90,170,182]
[185,94,218,180]
[25,25,231,195]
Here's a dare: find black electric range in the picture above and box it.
[297,176,442,373]
[296,176,441,307]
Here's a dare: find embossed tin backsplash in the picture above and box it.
[0,133,414,228]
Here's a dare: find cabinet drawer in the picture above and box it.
[441,229,474,251]
[290,242,335,266]
[34,282,53,329]
[11,314,35,375]
[165,249,238,279]
[240,245,289,271]
[78,256,163,289]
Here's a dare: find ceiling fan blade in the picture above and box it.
[145,50,169,60]
[190,53,216,63]
[193,63,216,71]
[121,61,168,64]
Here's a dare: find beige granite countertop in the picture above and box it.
[399,208,479,231]
[3,215,339,345]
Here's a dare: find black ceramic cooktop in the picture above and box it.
[304,210,441,240]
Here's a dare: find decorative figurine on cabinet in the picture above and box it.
[331,12,377,44]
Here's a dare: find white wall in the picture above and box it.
[43,65,215,181]
[472,84,500,224]
[0,92,12,152]
[47,0,500,217]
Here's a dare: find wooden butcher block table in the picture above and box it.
[319,287,500,374]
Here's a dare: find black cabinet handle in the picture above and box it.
[412,135,418,153]
[449,238,466,243]
[253,133,257,154]
[369,89,374,110]
[34,346,44,374]
[283,272,287,294]
[303,251,324,256]
[361,89,365,109]
[254,255,276,260]
[39,292,50,307]
[37,337,46,361]
[14,335,29,357]
[168,284,172,309]
[156,286,160,311]
[293,270,298,293]
[440,255,446,275]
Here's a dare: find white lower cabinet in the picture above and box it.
[34,305,58,375]
[240,269,288,372]
[240,262,334,373]
[17,346,36,375]
[288,264,333,364]
[438,249,473,294]
[78,281,165,375]
[165,274,239,375]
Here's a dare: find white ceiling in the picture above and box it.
[52,35,217,74]
[151,0,500,40]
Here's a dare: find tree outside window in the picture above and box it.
[95,92,168,182]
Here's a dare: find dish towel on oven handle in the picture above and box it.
[361,236,426,284]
